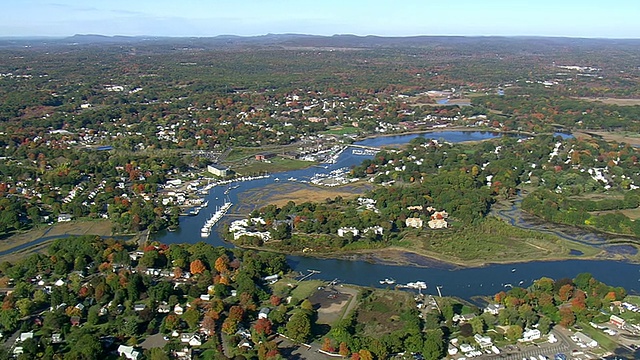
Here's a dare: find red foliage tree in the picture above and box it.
[253,318,273,337]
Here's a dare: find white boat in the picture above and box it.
[200,201,233,236]
[405,281,427,289]
[379,278,396,285]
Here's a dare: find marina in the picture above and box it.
[200,201,233,238]
[155,131,640,300]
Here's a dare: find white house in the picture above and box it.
[521,328,541,342]
[117,345,141,360]
[405,217,423,228]
[474,333,493,349]
[484,303,505,315]
[337,227,359,237]
[57,214,72,222]
[363,226,384,235]
[174,304,184,315]
[447,345,458,356]
[17,332,34,343]
[573,332,598,348]
[459,344,474,353]
[258,308,270,320]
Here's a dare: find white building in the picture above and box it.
[117,345,141,360]
[405,217,423,228]
[521,328,541,342]
[337,227,359,237]
[474,334,493,349]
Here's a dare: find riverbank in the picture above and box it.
[225,234,617,271]
[0,220,115,262]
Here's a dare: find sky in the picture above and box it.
[1,0,639,39]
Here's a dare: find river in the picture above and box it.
[153,131,639,299]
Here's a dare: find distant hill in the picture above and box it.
[0,33,638,51]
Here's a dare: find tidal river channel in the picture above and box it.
[155,131,640,300]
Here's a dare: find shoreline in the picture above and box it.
[225,240,628,270]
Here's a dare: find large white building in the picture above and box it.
[207,164,228,177]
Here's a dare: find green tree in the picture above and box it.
[422,328,445,360]
[506,325,523,342]
[285,311,312,343]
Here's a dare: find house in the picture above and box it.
[521,328,541,342]
[459,344,474,353]
[57,214,72,222]
[428,211,448,229]
[134,304,146,312]
[337,227,359,237]
[263,274,279,284]
[199,294,210,301]
[447,345,458,356]
[117,345,141,360]
[70,316,82,326]
[54,279,66,287]
[573,332,597,348]
[51,333,63,344]
[174,347,192,360]
[17,332,34,343]
[453,313,476,323]
[610,314,626,328]
[75,303,85,311]
[158,304,171,313]
[258,308,270,320]
[207,164,228,177]
[180,333,202,346]
[405,217,423,228]
[188,335,202,347]
[363,226,384,235]
[473,333,493,349]
[255,153,276,162]
[484,303,505,315]
[174,304,184,315]
[427,218,448,229]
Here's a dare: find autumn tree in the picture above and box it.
[253,318,273,338]
[190,259,206,275]
[339,342,350,357]
[321,337,335,352]
[558,284,574,302]
[559,307,575,327]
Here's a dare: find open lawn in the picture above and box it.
[234,157,315,175]
[575,130,640,147]
[574,97,640,106]
[355,289,416,337]
[322,126,360,135]
[577,322,617,352]
[591,208,640,221]
[236,182,372,213]
[401,217,601,267]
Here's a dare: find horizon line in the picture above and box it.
[1,33,639,41]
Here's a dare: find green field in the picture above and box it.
[234,157,315,175]
[322,126,360,135]
[401,217,601,266]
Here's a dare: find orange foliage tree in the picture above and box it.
[190,259,206,274]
